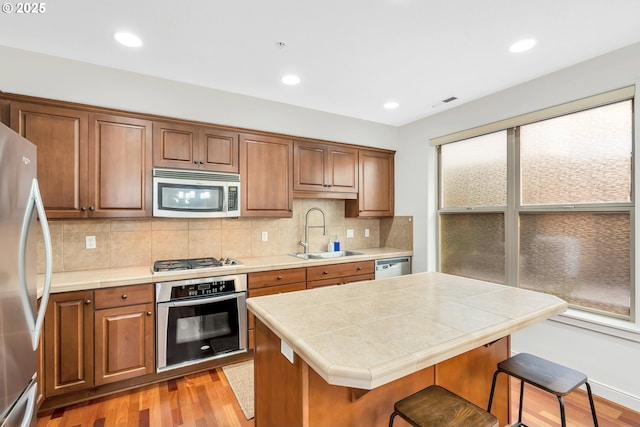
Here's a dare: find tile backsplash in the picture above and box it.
[37,198,413,273]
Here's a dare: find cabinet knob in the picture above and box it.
[357,267,362,271]
[277,275,283,280]
[85,299,92,305]
[146,311,152,316]
[89,206,95,212]
[80,206,87,212]
[323,271,329,275]
[122,294,128,299]
[193,161,198,164]
[199,161,204,164]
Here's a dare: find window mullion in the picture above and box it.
[506,127,519,287]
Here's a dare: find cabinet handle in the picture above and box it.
[80,206,86,212]
[89,206,95,212]
[357,267,362,271]
[122,294,128,299]
[199,161,204,164]
[146,311,152,316]
[277,275,283,280]
[85,299,91,305]
[323,271,329,275]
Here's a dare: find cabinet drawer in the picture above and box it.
[248,268,306,289]
[306,261,374,282]
[94,284,154,309]
[307,273,374,289]
[248,282,307,331]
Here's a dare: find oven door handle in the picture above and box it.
[158,292,244,308]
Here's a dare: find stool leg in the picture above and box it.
[517,380,525,425]
[389,411,397,427]
[557,396,567,427]
[585,382,599,427]
[487,370,501,412]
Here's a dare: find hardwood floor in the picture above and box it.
[37,369,640,427]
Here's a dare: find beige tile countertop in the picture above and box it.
[247,271,568,390]
[37,247,412,296]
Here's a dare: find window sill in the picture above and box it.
[552,308,640,343]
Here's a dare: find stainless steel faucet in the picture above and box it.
[299,207,328,253]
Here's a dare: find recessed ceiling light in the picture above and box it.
[114,32,143,48]
[384,101,399,109]
[281,75,301,85]
[509,38,536,53]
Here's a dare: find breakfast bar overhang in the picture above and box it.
[247,272,568,427]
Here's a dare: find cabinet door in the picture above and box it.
[44,291,94,397]
[294,141,326,192]
[327,145,358,193]
[10,102,89,219]
[89,114,153,217]
[152,121,199,169]
[94,303,155,386]
[240,133,293,217]
[346,149,394,217]
[199,127,239,173]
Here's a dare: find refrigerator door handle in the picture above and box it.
[18,178,53,351]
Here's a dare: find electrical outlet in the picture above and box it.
[85,235,96,249]
[261,231,268,242]
[346,229,354,238]
[365,228,370,237]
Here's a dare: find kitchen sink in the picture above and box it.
[291,250,363,260]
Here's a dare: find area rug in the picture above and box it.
[222,360,254,420]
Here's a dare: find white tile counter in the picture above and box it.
[247,271,567,390]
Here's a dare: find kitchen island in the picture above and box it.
[247,272,567,427]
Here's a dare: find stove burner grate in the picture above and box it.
[153,257,225,272]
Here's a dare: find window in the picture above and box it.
[438,97,633,320]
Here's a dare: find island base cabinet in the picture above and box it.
[254,318,509,427]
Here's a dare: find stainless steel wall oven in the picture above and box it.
[156,274,247,372]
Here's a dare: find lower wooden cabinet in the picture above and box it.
[44,291,94,397]
[306,261,375,289]
[94,284,155,386]
[43,284,154,398]
[247,268,307,349]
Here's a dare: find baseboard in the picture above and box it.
[588,379,640,413]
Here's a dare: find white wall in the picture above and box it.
[397,41,640,411]
[0,45,399,150]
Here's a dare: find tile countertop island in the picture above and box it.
[247,271,567,427]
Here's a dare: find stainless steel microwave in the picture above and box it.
[153,168,240,218]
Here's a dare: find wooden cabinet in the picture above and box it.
[293,140,358,197]
[153,121,239,173]
[43,291,94,397]
[240,133,293,217]
[247,268,307,349]
[10,102,152,218]
[89,113,153,218]
[306,261,374,289]
[94,284,154,386]
[346,149,395,218]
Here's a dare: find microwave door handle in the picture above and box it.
[18,179,53,350]
[161,292,244,308]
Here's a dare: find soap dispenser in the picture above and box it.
[333,235,340,252]
[328,236,334,252]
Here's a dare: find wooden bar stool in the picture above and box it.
[389,385,499,427]
[487,352,598,427]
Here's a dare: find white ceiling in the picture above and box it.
[2,0,640,126]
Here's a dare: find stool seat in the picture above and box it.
[498,352,587,395]
[488,353,598,427]
[390,385,499,427]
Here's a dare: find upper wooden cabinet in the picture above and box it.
[293,140,358,198]
[240,133,293,217]
[153,121,239,173]
[10,101,152,218]
[346,149,395,218]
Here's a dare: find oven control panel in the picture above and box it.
[170,279,236,299]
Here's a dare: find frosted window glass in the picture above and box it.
[441,131,507,207]
[440,214,505,284]
[520,100,632,205]
[520,213,630,318]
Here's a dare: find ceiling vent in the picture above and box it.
[432,96,458,108]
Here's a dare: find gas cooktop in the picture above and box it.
[153,257,240,272]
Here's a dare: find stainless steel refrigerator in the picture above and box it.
[0,123,52,427]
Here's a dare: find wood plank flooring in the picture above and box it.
[37,368,640,427]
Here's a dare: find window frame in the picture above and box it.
[435,87,638,341]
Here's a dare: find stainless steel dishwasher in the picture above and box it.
[375,256,411,279]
